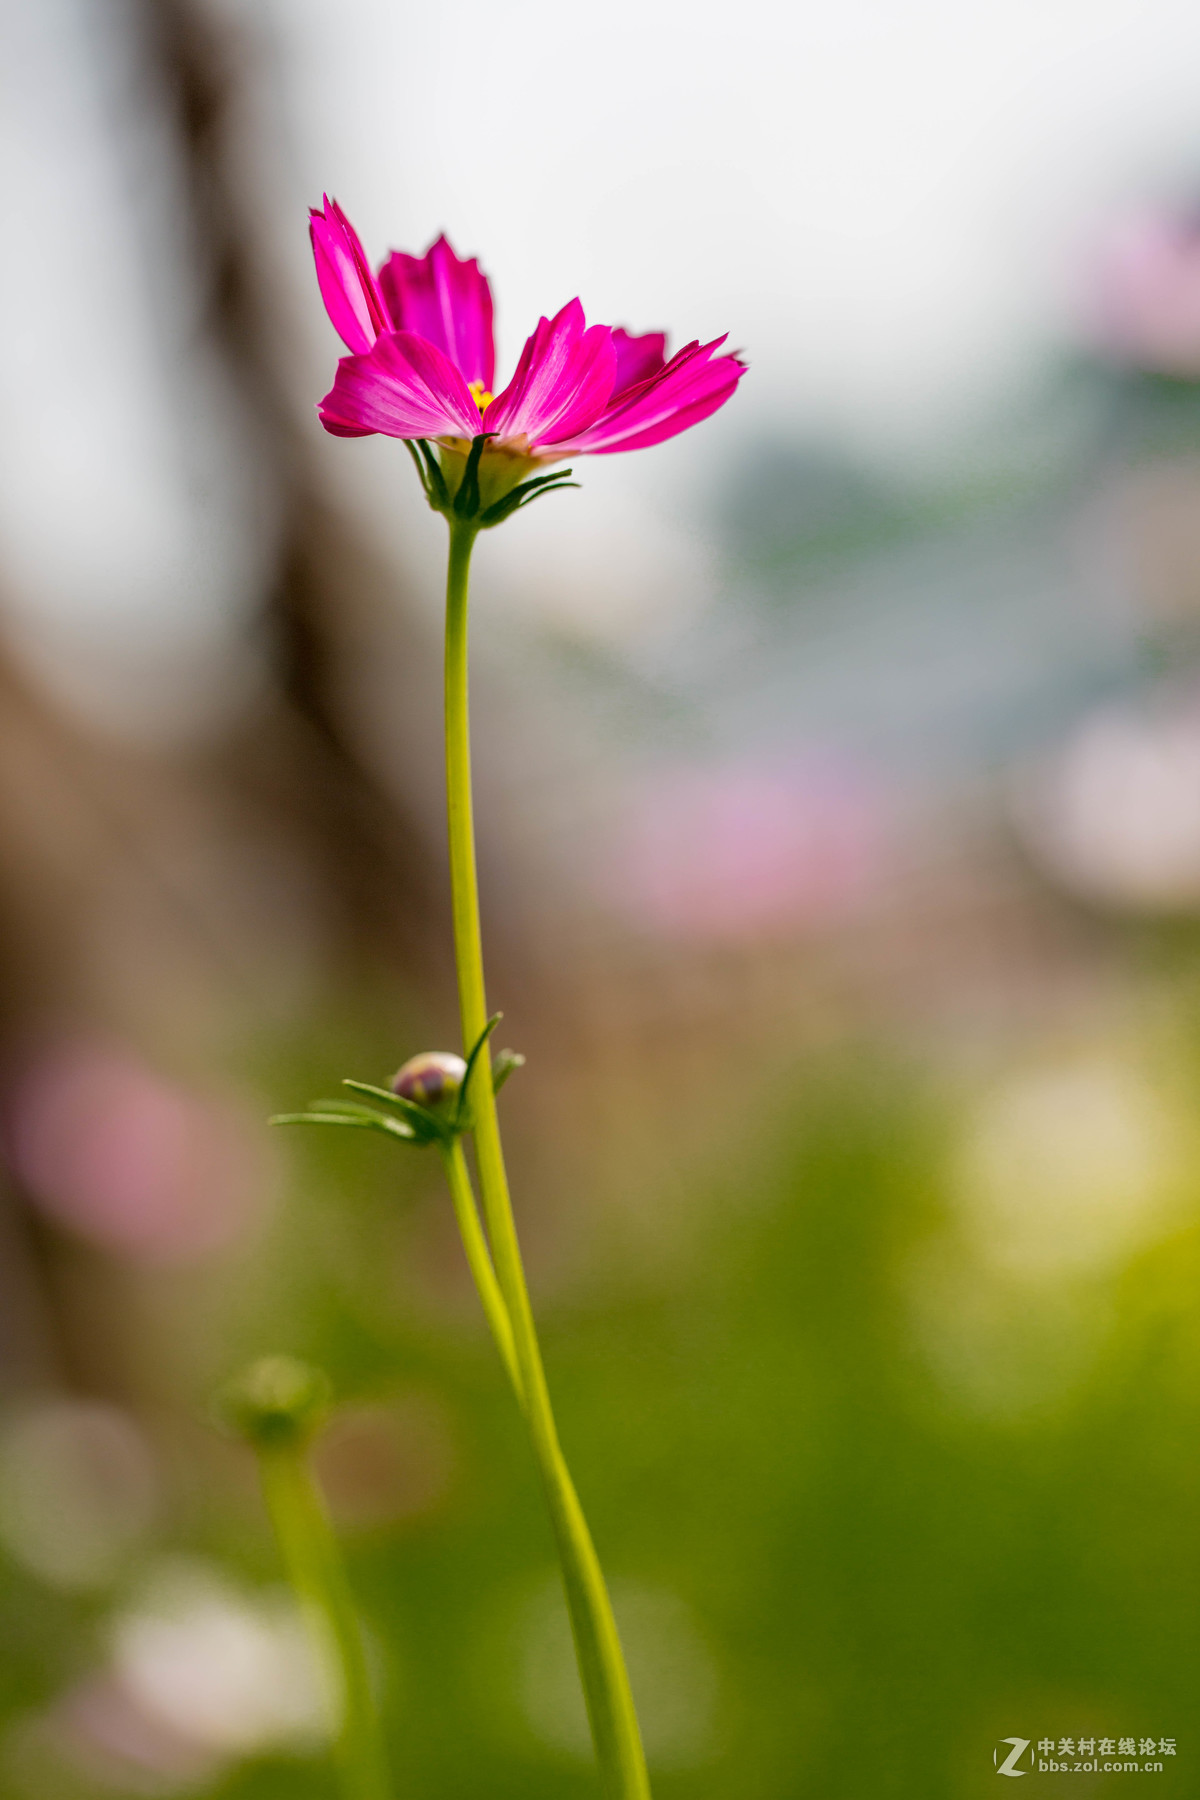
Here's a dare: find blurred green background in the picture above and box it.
[1,1,1200,1795]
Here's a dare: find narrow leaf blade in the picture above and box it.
[342,1079,447,1143]
[270,1111,419,1143]
[456,1013,502,1128]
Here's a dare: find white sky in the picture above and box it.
[5,0,1200,729]
[265,0,1200,648]
[274,0,1200,449]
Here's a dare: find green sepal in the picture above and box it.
[491,1048,526,1093]
[403,438,434,505]
[404,437,453,515]
[414,438,451,511]
[479,470,580,528]
[452,433,495,519]
[405,435,579,528]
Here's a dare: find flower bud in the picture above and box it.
[219,1355,332,1451]
[390,1051,467,1112]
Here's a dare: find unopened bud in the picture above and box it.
[219,1355,332,1451]
[390,1051,467,1111]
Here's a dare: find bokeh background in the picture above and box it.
[0,1,1199,1794]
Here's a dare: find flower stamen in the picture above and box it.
[468,379,494,412]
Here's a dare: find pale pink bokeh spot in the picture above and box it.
[52,1671,220,1794]
[613,760,886,943]
[25,1566,329,1794]
[1017,701,1200,911]
[1086,211,1200,377]
[312,1396,456,1531]
[7,1043,273,1265]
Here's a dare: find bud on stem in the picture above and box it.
[391,1049,466,1111]
[219,1354,331,1451]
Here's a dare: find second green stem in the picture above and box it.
[443,517,651,1800]
[258,1442,390,1800]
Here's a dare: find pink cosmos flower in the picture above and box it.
[309,198,745,518]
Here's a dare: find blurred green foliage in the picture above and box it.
[4,1016,1194,1798]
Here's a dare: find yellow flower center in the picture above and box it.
[468,380,494,411]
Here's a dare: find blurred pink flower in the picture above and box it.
[1016,700,1200,910]
[25,1565,329,1793]
[1087,211,1200,376]
[310,198,745,459]
[46,1673,219,1793]
[612,760,886,943]
[6,1043,273,1265]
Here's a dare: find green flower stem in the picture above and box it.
[439,1136,523,1400]
[258,1440,390,1800]
[443,517,652,1800]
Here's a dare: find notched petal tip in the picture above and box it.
[555,332,746,455]
[611,327,669,396]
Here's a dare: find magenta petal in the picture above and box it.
[611,328,667,396]
[482,300,617,448]
[558,336,746,454]
[317,330,484,440]
[378,235,496,391]
[309,197,392,354]
[589,369,744,452]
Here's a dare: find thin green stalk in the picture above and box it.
[258,1442,390,1800]
[443,517,651,1800]
[439,1135,523,1401]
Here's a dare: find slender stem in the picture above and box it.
[258,1442,390,1800]
[439,1136,523,1401]
[443,517,651,1800]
